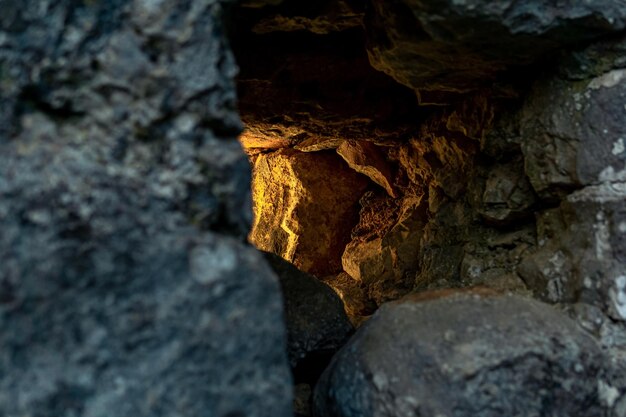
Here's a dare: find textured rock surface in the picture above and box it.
[521,43,626,200]
[0,233,292,417]
[0,1,293,416]
[366,0,626,100]
[513,34,626,325]
[249,149,369,276]
[314,293,607,417]
[263,252,353,370]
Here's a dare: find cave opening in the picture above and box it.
[229,0,541,328]
[231,3,439,323]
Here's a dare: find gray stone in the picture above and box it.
[0,0,293,416]
[479,157,537,225]
[314,293,606,417]
[518,184,626,320]
[263,252,353,370]
[521,35,626,200]
[0,232,293,417]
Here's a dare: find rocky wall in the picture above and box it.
[236,3,626,414]
[0,1,294,416]
[1,0,625,416]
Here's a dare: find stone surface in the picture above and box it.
[514,35,626,323]
[518,185,626,314]
[262,252,353,369]
[0,231,293,417]
[337,140,396,197]
[322,273,377,326]
[314,293,607,417]
[521,35,626,200]
[479,157,537,225]
[249,149,369,276]
[0,1,293,416]
[342,194,428,304]
[366,0,626,99]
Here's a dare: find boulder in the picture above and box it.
[249,149,369,276]
[342,194,427,304]
[263,252,354,370]
[0,231,293,417]
[314,292,606,417]
[521,35,626,200]
[0,0,293,415]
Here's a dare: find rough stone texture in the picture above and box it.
[342,194,428,304]
[337,140,396,198]
[518,186,626,313]
[0,233,292,417]
[314,293,607,417]
[249,149,369,276]
[235,8,626,408]
[521,46,626,200]
[366,0,626,100]
[233,19,423,153]
[478,156,537,225]
[514,34,626,323]
[0,1,293,416]
[262,252,353,369]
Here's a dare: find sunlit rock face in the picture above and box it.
[249,149,368,276]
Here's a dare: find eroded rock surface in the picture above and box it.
[0,1,293,416]
[367,0,626,101]
[315,293,607,417]
[250,149,369,276]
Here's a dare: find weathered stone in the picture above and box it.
[314,293,607,417]
[337,140,396,197]
[0,1,293,415]
[479,157,537,225]
[233,17,422,152]
[322,272,377,326]
[250,149,369,276]
[250,0,363,34]
[342,195,427,304]
[262,252,353,369]
[518,184,626,319]
[521,38,626,200]
[366,0,626,99]
[0,231,293,417]
[460,226,536,290]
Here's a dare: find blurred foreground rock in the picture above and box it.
[0,1,293,416]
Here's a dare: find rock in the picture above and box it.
[249,0,363,34]
[322,272,377,325]
[337,140,396,197]
[366,0,626,99]
[0,232,293,417]
[521,35,626,200]
[0,0,293,415]
[294,383,313,417]
[262,252,354,370]
[314,292,607,417]
[518,184,626,318]
[342,195,427,304]
[479,157,537,225]
[249,149,369,276]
